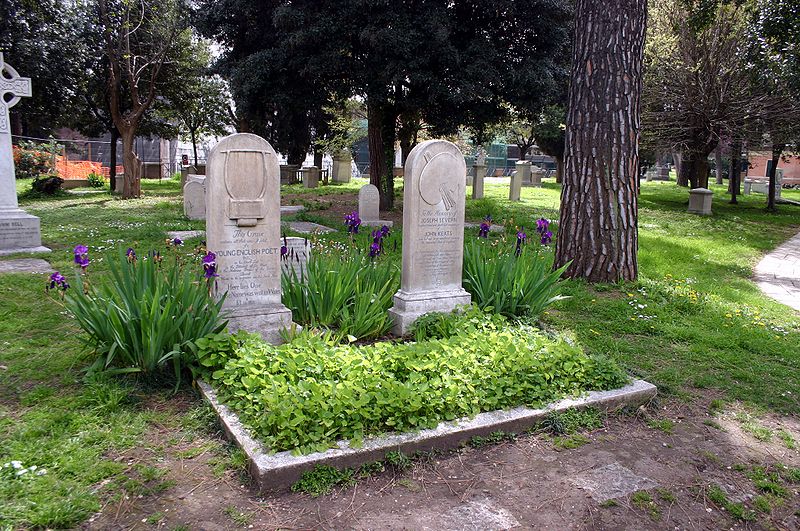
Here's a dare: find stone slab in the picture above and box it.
[285,221,336,234]
[198,378,657,492]
[0,212,50,255]
[0,258,54,274]
[571,462,658,502]
[280,205,305,215]
[166,230,205,241]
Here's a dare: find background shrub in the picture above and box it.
[86,172,105,188]
[12,140,59,180]
[67,248,227,386]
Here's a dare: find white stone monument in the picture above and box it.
[206,133,292,343]
[687,188,713,216]
[0,53,49,255]
[280,236,311,279]
[303,166,319,188]
[388,139,471,335]
[509,161,525,201]
[332,150,352,183]
[472,166,484,199]
[358,184,393,228]
[183,175,206,220]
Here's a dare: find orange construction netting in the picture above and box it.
[54,156,123,180]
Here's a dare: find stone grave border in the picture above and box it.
[198,378,656,492]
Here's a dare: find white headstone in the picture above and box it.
[0,53,49,255]
[510,161,526,201]
[472,165,484,199]
[303,166,319,188]
[205,133,292,343]
[280,236,311,279]
[388,139,471,335]
[332,150,352,183]
[687,187,713,216]
[183,175,206,220]
[358,184,380,222]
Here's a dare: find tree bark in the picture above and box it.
[191,129,199,167]
[554,155,564,183]
[677,151,710,189]
[554,0,646,283]
[120,129,141,198]
[368,101,396,211]
[767,143,782,212]
[715,146,724,185]
[109,127,119,192]
[672,151,682,180]
[729,139,741,204]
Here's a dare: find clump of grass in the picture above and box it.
[646,418,675,434]
[223,505,252,527]
[385,451,412,471]
[553,434,590,450]
[291,465,356,497]
[469,431,517,449]
[630,490,660,520]
[707,484,755,521]
[541,407,604,435]
[776,429,796,449]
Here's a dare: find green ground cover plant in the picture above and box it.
[197,311,627,454]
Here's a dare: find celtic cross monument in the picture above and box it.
[0,52,49,255]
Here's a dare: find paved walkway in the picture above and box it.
[754,231,800,312]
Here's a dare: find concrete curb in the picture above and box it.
[198,378,657,492]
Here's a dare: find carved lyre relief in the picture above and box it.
[223,149,270,227]
[418,150,459,211]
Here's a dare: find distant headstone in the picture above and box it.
[0,53,50,256]
[205,133,292,343]
[303,166,319,188]
[357,184,393,228]
[359,184,380,222]
[687,187,713,216]
[510,161,526,201]
[280,164,300,185]
[530,165,543,187]
[472,165,484,199]
[332,150,352,183]
[280,237,311,279]
[657,164,670,181]
[388,139,471,335]
[183,175,206,220]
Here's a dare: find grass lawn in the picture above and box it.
[0,176,798,527]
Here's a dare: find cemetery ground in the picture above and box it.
[1,177,799,530]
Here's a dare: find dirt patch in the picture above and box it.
[84,392,800,530]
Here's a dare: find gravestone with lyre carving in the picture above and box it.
[0,53,50,255]
[205,133,292,343]
[388,139,470,335]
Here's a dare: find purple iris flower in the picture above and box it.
[515,228,527,257]
[369,241,381,257]
[172,237,183,246]
[73,244,89,269]
[202,251,218,279]
[126,247,136,262]
[47,271,69,291]
[478,222,490,238]
[535,218,550,235]
[344,211,362,234]
[541,230,553,246]
[380,225,391,238]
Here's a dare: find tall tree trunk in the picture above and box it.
[554,0,647,283]
[678,152,708,188]
[109,127,119,192]
[120,128,141,198]
[368,101,396,211]
[672,151,682,180]
[191,129,199,167]
[555,155,564,183]
[714,146,723,185]
[729,139,741,204]
[767,143,782,212]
